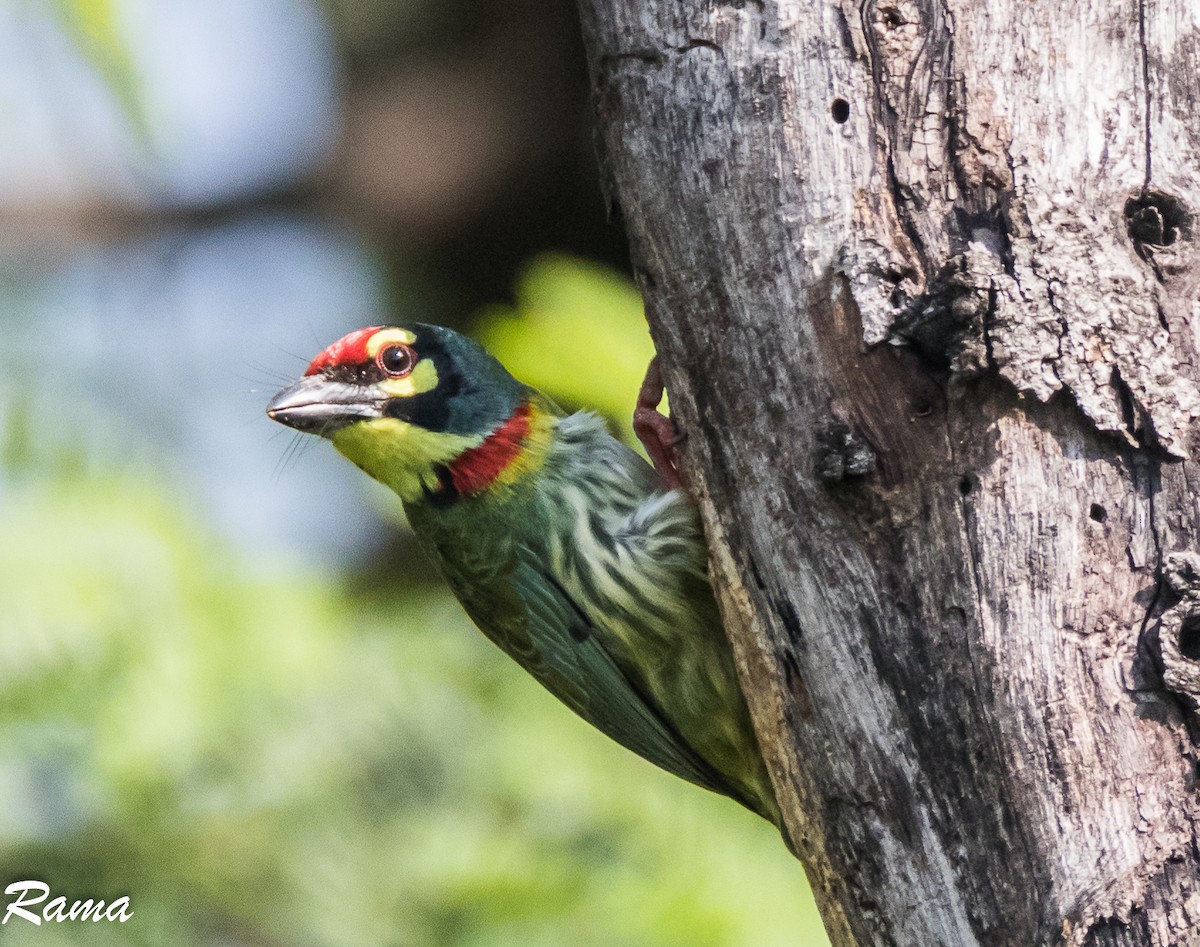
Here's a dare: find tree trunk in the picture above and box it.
[574,1,1200,944]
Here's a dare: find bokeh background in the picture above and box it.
[0,1,829,944]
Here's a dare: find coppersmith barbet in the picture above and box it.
[266,324,781,826]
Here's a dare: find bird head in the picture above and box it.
[266,324,531,502]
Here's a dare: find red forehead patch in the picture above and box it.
[304,326,385,376]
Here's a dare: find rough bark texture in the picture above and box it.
[575,1,1200,945]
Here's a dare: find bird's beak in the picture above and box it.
[266,375,384,436]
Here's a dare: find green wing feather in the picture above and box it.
[437,538,737,797]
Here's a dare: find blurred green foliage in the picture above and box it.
[476,255,658,446]
[0,305,827,945]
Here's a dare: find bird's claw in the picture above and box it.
[633,357,686,491]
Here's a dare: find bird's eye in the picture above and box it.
[377,344,416,377]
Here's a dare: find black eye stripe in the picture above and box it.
[322,362,379,385]
[320,348,419,385]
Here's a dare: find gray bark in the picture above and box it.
[574,1,1200,945]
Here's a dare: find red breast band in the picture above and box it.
[447,402,533,494]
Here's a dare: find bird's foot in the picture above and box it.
[633,357,686,491]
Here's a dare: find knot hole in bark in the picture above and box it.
[831,98,850,123]
[873,2,912,30]
[1181,616,1200,662]
[1124,191,1192,258]
[816,423,877,484]
[1152,553,1200,710]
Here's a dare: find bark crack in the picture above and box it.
[982,279,996,370]
[1135,456,1164,645]
[1136,0,1153,192]
[859,0,933,290]
[598,38,725,71]
[1043,275,1069,386]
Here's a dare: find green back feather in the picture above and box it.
[406,405,779,822]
